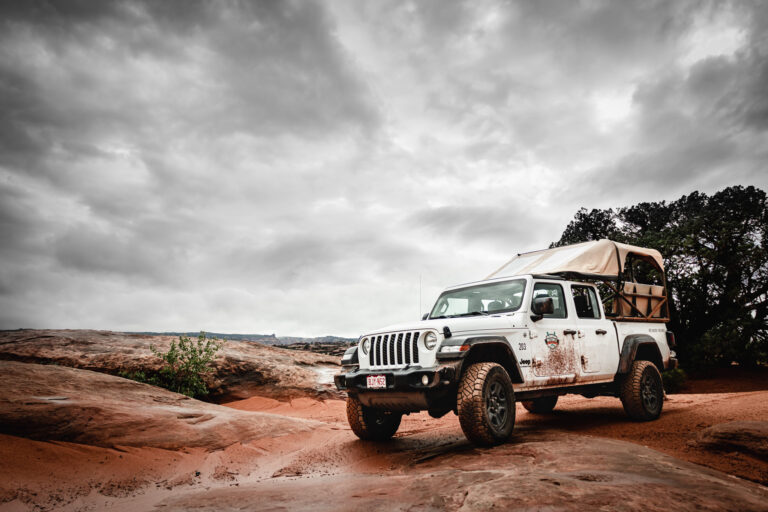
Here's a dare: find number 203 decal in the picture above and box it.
[518,342,527,351]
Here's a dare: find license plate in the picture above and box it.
[366,375,387,389]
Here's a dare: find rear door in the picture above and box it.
[571,284,619,381]
[529,281,578,385]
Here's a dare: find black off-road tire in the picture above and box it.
[346,395,402,441]
[521,395,558,414]
[620,360,664,421]
[457,362,516,446]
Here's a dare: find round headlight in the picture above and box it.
[424,331,438,350]
[361,337,370,355]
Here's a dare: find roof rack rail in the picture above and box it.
[530,274,566,280]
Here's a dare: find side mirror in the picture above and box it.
[422,313,429,320]
[530,297,554,321]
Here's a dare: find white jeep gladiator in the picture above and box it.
[334,239,678,446]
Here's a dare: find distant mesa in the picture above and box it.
[127,331,357,356]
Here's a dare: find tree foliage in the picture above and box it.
[554,186,768,370]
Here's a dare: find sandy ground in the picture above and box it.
[229,389,768,485]
[2,379,767,511]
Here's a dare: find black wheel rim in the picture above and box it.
[373,411,388,426]
[641,371,660,413]
[485,378,508,431]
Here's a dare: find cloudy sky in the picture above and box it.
[1,0,766,337]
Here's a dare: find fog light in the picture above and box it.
[421,374,430,386]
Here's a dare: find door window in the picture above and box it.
[531,283,567,319]
[572,285,601,319]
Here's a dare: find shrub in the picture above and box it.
[662,367,687,394]
[118,369,158,386]
[147,332,225,398]
[119,331,225,398]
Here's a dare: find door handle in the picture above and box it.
[596,329,607,335]
[563,329,577,336]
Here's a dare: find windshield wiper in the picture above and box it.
[457,311,488,317]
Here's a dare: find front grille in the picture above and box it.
[369,331,420,369]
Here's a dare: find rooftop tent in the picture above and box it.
[486,239,665,280]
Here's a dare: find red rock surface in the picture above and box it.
[0,361,319,450]
[0,329,341,401]
[2,342,768,511]
[2,374,768,510]
[696,421,768,461]
[156,430,768,512]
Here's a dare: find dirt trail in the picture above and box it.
[2,383,767,510]
[227,390,768,485]
[516,391,768,484]
[145,390,768,511]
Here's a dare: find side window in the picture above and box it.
[532,283,567,319]
[572,285,601,319]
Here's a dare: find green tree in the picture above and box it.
[550,208,622,247]
[555,186,768,370]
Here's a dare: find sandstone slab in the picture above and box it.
[0,361,320,450]
[0,329,341,401]
[696,421,768,461]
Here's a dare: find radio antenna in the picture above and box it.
[419,274,422,318]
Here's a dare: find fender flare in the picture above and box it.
[618,334,662,374]
[341,346,359,367]
[438,335,524,383]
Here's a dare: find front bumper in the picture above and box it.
[334,362,462,412]
[334,363,460,392]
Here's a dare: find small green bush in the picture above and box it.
[118,369,158,386]
[662,367,687,394]
[120,332,224,398]
[148,332,224,398]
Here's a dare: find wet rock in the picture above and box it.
[158,431,768,512]
[0,360,320,449]
[696,421,768,461]
[0,329,342,401]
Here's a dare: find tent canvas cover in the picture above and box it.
[487,239,664,280]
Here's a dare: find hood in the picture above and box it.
[362,312,527,337]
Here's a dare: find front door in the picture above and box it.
[529,281,578,385]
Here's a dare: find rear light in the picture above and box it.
[666,331,676,348]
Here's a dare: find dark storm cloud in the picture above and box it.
[0,6,376,250]
[1,0,767,335]
[53,225,175,282]
[409,205,533,245]
[580,3,768,197]
[0,181,40,257]
[0,0,376,172]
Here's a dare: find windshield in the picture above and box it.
[429,279,526,319]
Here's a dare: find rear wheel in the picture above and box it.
[346,395,402,441]
[620,360,664,421]
[521,395,558,414]
[457,362,516,446]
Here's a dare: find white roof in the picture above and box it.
[487,239,664,280]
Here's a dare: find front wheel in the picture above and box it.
[620,360,664,421]
[346,395,402,441]
[457,362,516,446]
